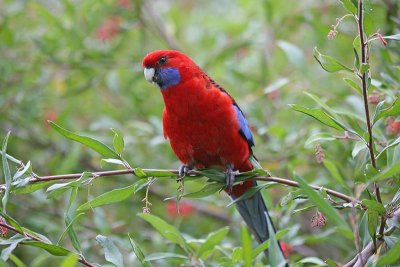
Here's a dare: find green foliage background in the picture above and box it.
[0,0,399,266]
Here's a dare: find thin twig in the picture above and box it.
[357,0,386,239]
[0,222,95,267]
[1,168,365,208]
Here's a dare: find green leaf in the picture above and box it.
[64,213,81,252]
[23,241,71,256]
[13,181,54,195]
[252,229,290,258]
[0,210,24,234]
[343,78,362,95]
[376,137,400,159]
[377,239,400,267]
[267,216,287,267]
[111,128,124,156]
[13,161,32,180]
[362,199,386,215]
[360,63,370,74]
[49,121,119,159]
[277,40,304,68]
[304,132,335,148]
[1,236,28,261]
[183,183,224,198]
[96,235,124,267]
[2,132,11,212]
[367,210,378,246]
[340,0,357,14]
[373,97,400,123]
[77,184,135,212]
[380,34,400,41]
[240,226,252,267]
[323,160,348,189]
[294,174,350,230]
[197,169,225,182]
[60,253,78,267]
[128,233,153,267]
[358,211,370,247]
[313,47,352,73]
[299,257,328,265]
[227,183,276,207]
[352,141,368,158]
[197,227,229,258]
[138,213,190,253]
[372,163,400,182]
[289,104,345,131]
[144,253,188,261]
[303,92,339,119]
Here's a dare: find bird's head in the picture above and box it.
[142,50,195,90]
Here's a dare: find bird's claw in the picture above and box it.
[225,164,237,193]
[178,164,191,182]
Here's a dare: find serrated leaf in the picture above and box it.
[23,241,71,256]
[289,104,345,131]
[2,132,11,212]
[295,174,350,230]
[313,47,352,73]
[138,213,190,253]
[128,233,152,267]
[197,227,229,258]
[96,235,124,267]
[183,183,224,198]
[77,184,135,212]
[49,121,119,159]
[377,239,400,267]
[144,253,188,261]
[111,128,124,156]
[374,97,400,123]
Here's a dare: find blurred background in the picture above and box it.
[0,0,399,266]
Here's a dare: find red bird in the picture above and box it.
[142,50,285,261]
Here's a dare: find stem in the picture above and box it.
[357,0,386,243]
[0,222,95,267]
[357,0,376,168]
[1,168,364,208]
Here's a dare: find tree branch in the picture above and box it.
[1,168,364,208]
[0,222,95,267]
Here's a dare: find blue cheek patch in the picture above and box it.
[234,105,255,147]
[159,68,181,90]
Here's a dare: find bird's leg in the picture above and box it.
[225,163,237,193]
[177,162,195,192]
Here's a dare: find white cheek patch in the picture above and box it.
[144,68,155,82]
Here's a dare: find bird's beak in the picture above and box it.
[144,67,155,83]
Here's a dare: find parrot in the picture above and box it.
[142,50,286,262]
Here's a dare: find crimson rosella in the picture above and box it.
[142,50,286,261]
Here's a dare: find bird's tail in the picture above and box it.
[232,181,287,263]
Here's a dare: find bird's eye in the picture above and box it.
[158,56,167,65]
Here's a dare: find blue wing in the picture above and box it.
[233,104,254,148]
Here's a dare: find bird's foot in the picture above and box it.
[225,164,238,193]
[177,163,194,192]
